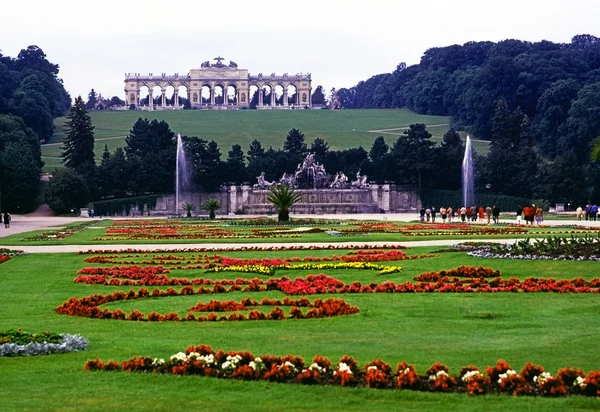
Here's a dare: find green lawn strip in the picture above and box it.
[1,248,599,410]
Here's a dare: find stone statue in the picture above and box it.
[280,172,295,186]
[201,61,211,68]
[229,60,238,68]
[331,172,349,189]
[254,172,274,189]
[351,170,369,188]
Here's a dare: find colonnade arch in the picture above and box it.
[124,58,312,109]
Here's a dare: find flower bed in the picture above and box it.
[76,244,410,255]
[22,221,97,241]
[468,235,600,261]
[55,290,358,322]
[84,344,600,397]
[0,329,88,357]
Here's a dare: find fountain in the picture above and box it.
[462,135,474,207]
[175,134,193,215]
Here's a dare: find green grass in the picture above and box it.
[1,245,600,410]
[43,110,490,165]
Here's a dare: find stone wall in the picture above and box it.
[122,184,420,216]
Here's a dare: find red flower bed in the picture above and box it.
[55,288,358,322]
[84,346,600,397]
[0,255,11,264]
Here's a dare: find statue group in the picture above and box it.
[253,154,369,190]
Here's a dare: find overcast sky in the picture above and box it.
[1,0,599,101]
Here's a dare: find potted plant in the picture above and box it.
[182,203,195,218]
[267,184,301,222]
[202,198,221,219]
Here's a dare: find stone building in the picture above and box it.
[124,56,313,110]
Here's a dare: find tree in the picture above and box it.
[45,168,90,214]
[86,89,98,110]
[309,137,329,162]
[432,128,464,190]
[224,144,246,184]
[267,184,301,222]
[369,136,389,162]
[61,96,95,170]
[283,128,308,162]
[311,85,326,105]
[389,124,435,189]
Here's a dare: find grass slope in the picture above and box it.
[42,110,489,173]
[1,247,599,410]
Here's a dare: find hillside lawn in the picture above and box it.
[42,109,490,173]
[1,246,599,411]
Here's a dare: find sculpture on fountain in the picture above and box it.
[253,153,369,190]
[253,172,274,189]
[351,170,369,189]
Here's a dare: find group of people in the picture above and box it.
[575,204,599,221]
[419,205,501,224]
[516,204,544,225]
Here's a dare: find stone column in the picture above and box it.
[271,88,276,106]
[258,89,263,107]
[174,91,179,107]
[229,185,238,215]
[161,89,166,107]
[371,185,379,204]
[241,185,250,207]
[381,184,391,212]
[283,89,288,106]
[148,90,153,107]
[309,88,312,107]
[210,88,215,105]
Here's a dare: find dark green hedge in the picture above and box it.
[92,195,161,217]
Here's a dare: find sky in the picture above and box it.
[1,0,599,102]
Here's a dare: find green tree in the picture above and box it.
[0,114,43,212]
[61,96,95,170]
[267,184,301,222]
[433,128,464,190]
[224,144,246,184]
[45,168,90,214]
[311,85,326,105]
[309,137,329,162]
[86,89,98,110]
[389,124,435,189]
[283,128,308,165]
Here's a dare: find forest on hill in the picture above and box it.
[334,34,600,204]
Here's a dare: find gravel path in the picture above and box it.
[7,238,522,254]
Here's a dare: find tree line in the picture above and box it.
[334,34,600,205]
[0,46,71,213]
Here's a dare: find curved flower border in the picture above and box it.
[84,345,600,397]
[1,334,89,357]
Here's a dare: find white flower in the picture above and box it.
[574,376,587,388]
[169,352,187,364]
[462,370,481,382]
[400,367,411,375]
[309,363,324,373]
[497,369,517,384]
[221,360,235,371]
[368,366,378,371]
[249,361,256,370]
[152,358,165,366]
[198,354,215,365]
[187,352,200,360]
[534,372,553,385]
[337,362,352,374]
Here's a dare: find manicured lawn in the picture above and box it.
[1,245,599,410]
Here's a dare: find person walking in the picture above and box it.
[478,206,485,222]
[592,204,598,221]
[425,208,431,222]
[492,205,500,224]
[447,207,453,223]
[516,205,523,225]
[3,212,10,228]
[585,204,591,221]
[431,206,437,223]
[535,206,544,225]
[485,205,492,224]
[419,207,426,222]
[440,207,447,223]
[460,206,467,222]
[576,206,584,221]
